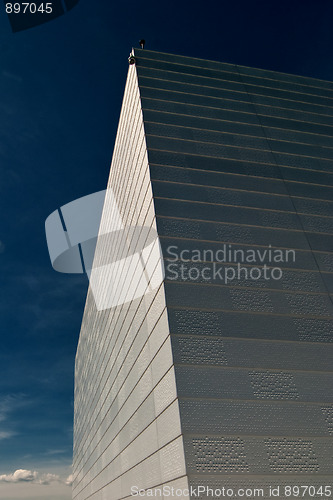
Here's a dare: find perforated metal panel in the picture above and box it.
[136,48,333,498]
[74,49,333,499]
[73,60,188,500]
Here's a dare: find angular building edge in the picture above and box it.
[73,60,190,499]
[73,48,333,499]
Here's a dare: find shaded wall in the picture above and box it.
[135,48,333,497]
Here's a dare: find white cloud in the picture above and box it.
[0,469,70,486]
[65,474,73,486]
[0,470,38,483]
[0,395,29,443]
[44,449,67,456]
[0,431,16,440]
[2,71,22,83]
[38,473,62,485]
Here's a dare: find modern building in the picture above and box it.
[72,49,333,499]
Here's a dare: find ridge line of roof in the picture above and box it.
[132,47,333,87]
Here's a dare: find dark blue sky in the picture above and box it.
[0,0,333,497]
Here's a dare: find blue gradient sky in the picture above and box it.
[0,0,333,498]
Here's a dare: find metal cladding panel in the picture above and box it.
[136,49,333,91]
[74,49,333,499]
[73,61,188,500]
[139,75,257,105]
[143,107,333,149]
[141,96,261,126]
[133,48,333,496]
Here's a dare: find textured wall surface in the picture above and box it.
[73,61,188,500]
[74,49,333,499]
[134,48,333,498]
